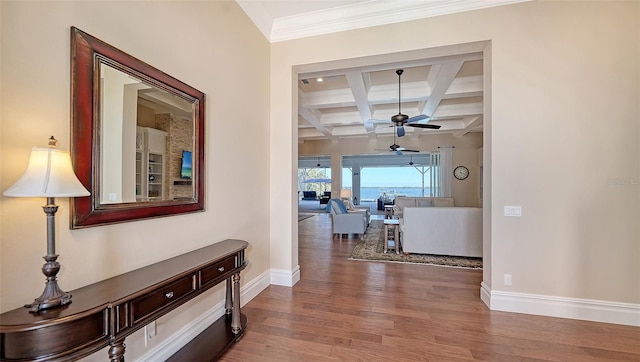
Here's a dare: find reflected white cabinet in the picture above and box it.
[136,127,167,201]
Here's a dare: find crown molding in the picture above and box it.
[264,0,530,42]
[235,0,274,41]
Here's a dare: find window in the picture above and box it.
[341,153,441,202]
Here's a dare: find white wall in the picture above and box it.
[0,1,270,359]
[271,0,639,312]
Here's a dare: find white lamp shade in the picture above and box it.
[340,189,352,198]
[3,147,90,197]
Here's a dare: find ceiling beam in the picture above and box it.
[298,90,335,140]
[345,70,373,131]
[420,60,465,118]
[453,116,483,137]
[298,107,335,140]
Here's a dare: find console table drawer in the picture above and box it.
[200,255,236,287]
[131,274,196,324]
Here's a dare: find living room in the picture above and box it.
[299,133,483,209]
[1,1,638,360]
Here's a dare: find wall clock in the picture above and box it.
[454,166,469,180]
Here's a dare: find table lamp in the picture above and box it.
[3,136,89,313]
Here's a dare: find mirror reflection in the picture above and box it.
[71,26,205,228]
[99,62,195,205]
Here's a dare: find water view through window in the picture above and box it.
[343,166,434,201]
[298,155,439,203]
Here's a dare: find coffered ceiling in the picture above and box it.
[297,54,484,143]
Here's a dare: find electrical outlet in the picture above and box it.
[504,274,512,286]
[144,320,157,346]
[148,320,157,338]
[504,206,522,217]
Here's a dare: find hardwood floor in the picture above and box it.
[219,213,640,361]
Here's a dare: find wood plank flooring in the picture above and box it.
[219,213,640,361]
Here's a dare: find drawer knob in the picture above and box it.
[217,267,225,272]
[165,292,174,299]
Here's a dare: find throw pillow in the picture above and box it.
[417,199,432,207]
[346,199,356,210]
[330,199,348,214]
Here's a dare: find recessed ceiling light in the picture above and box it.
[316,77,323,82]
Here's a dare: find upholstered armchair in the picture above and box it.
[327,199,368,239]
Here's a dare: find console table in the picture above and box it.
[0,239,248,361]
[383,219,401,254]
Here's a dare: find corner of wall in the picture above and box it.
[270,265,301,287]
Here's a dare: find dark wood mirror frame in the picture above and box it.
[70,27,205,228]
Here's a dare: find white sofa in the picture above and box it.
[393,196,455,217]
[400,207,482,257]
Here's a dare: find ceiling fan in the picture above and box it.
[371,69,441,137]
[376,125,420,155]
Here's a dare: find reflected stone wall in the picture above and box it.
[155,114,194,199]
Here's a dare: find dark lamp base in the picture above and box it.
[25,254,72,313]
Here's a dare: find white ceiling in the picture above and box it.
[236,0,527,144]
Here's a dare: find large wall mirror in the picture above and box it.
[71,27,205,228]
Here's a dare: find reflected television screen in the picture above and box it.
[181,150,192,179]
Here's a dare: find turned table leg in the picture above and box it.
[108,339,126,362]
[231,273,242,334]
[225,277,233,316]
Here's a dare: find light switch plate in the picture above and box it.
[504,206,522,217]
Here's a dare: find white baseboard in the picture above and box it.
[270,265,301,286]
[241,269,272,306]
[138,270,271,361]
[480,281,491,306]
[480,282,640,327]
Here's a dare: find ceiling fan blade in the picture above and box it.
[407,123,441,129]
[397,126,405,137]
[402,149,420,153]
[406,114,429,123]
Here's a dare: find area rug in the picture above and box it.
[298,214,315,222]
[349,220,482,269]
